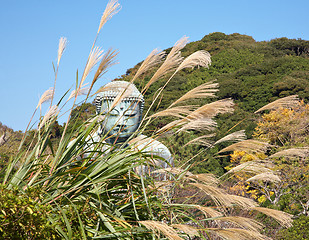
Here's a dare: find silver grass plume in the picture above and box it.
[57,37,68,66]
[139,220,183,240]
[251,207,293,228]
[207,228,271,240]
[194,205,223,218]
[188,98,234,119]
[148,105,196,119]
[255,95,299,113]
[246,172,281,183]
[143,36,189,91]
[217,216,264,232]
[131,48,166,83]
[97,0,121,34]
[225,161,273,175]
[214,130,247,145]
[177,118,217,133]
[36,87,54,110]
[68,83,89,101]
[269,147,309,159]
[190,182,232,207]
[184,134,215,147]
[170,81,219,107]
[38,105,59,129]
[156,119,185,133]
[218,139,269,153]
[90,48,118,93]
[226,194,258,209]
[175,50,211,73]
[171,224,199,237]
[80,46,103,87]
[189,173,220,186]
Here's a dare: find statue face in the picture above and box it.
[100,100,141,140]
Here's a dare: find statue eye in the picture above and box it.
[124,110,137,117]
[109,109,119,116]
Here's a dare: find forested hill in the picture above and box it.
[119,32,309,114]
[1,32,308,174]
[113,32,309,173]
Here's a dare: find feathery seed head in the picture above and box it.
[38,105,59,129]
[176,50,211,73]
[255,95,299,113]
[57,37,68,66]
[36,87,54,109]
[81,46,104,86]
[143,36,189,91]
[132,48,166,83]
[98,0,121,33]
[170,81,219,107]
[68,83,89,101]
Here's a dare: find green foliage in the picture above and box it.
[0,185,59,239]
[277,215,309,240]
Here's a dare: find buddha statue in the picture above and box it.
[91,81,173,174]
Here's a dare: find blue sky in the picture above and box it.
[1,0,308,131]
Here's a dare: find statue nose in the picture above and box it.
[116,114,126,126]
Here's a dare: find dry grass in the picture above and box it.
[251,207,293,228]
[207,228,271,240]
[217,216,264,232]
[36,87,54,110]
[148,105,196,119]
[218,140,269,154]
[190,182,232,207]
[190,173,219,186]
[225,161,273,175]
[188,99,234,119]
[194,205,223,218]
[246,172,281,183]
[97,0,121,33]
[177,118,217,133]
[68,83,89,101]
[269,147,309,159]
[255,95,299,113]
[131,48,166,83]
[184,134,215,147]
[143,36,189,92]
[227,194,258,209]
[38,105,59,129]
[170,81,218,107]
[57,37,68,66]
[175,50,211,73]
[214,130,247,145]
[171,224,199,237]
[81,47,103,87]
[139,220,183,240]
[90,48,118,93]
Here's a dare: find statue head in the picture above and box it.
[95,81,144,143]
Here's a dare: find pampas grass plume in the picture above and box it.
[176,50,211,73]
[255,95,299,113]
[57,37,68,66]
[170,81,218,107]
[143,36,189,92]
[36,87,54,110]
[38,105,59,129]
[98,0,121,33]
[131,48,166,83]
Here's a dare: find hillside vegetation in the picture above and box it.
[0,0,307,235]
[1,32,308,175]
[117,32,309,174]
